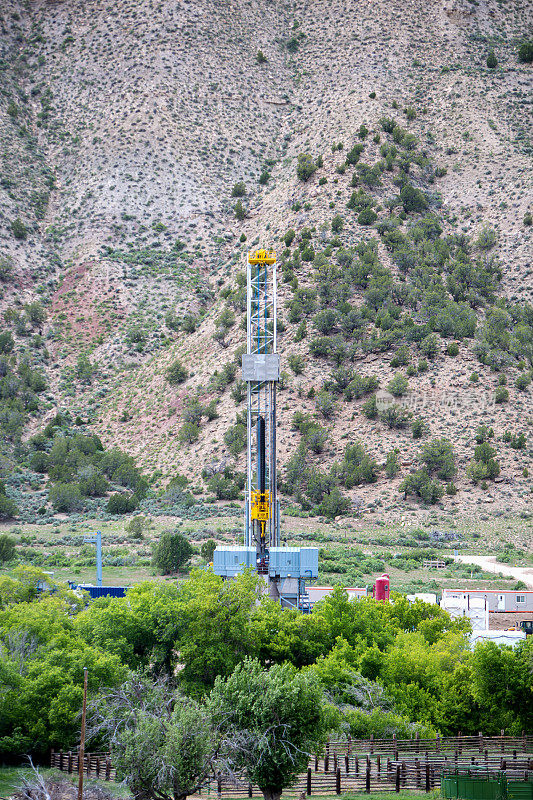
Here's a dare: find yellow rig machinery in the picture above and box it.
[213,250,318,608]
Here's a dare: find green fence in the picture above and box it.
[442,772,533,800]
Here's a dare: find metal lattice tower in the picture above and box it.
[243,250,280,560]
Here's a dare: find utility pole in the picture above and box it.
[83,531,102,587]
[78,667,88,800]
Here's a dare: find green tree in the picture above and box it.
[48,482,84,512]
[234,200,247,220]
[486,50,498,68]
[208,658,328,800]
[400,183,428,214]
[420,438,456,479]
[166,360,188,385]
[296,153,317,182]
[106,493,138,514]
[92,674,213,800]
[385,450,400,478]
[200,539,217,562]
[518,41,533,63]
[0,534,16,563]
[152,531,193,574]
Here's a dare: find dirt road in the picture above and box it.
[455,554,533,588]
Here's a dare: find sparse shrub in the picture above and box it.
[283,229,295,246]
[11,217,28,240]
[256,50,267,63]
[524,212,532,226]
[234,200,247,220]
[387,373,409,397]
[385,450,400,478]
[339,442,379,487]
[495,386,509,403]
[412,417,430,439]
[345,143,364,165]
[380,404,411,429]
[315,389,336,419]
[400,469,444,504]
[0,256,13,282]
[447,342,459,356]
[166,360,188,385]
[288,353,305,375]
[475,225,497,250]
[231,182,246,197]
[515,373,531,391]
[224,422,246,457]
[331,214,344,232]
[357,208,377,226]
[179,422,200,444]
[362,394,378,419]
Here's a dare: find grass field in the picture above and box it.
[0,768,440,800]
[1,508,530,594]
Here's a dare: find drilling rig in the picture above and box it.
[213,250,318,608]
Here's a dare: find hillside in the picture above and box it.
[0,0,532,525]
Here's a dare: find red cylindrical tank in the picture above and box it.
[374,573,390,602]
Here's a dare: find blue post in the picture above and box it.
[96,531,102,587]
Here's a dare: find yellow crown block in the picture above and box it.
[251,490,270,521]
[248,249,276,265]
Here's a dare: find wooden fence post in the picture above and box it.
[348,736,352,755]
[365,765,370,794]
[324,753,329,773]
[307,768,312,795]
[345,755,349,774]
[336,767,341,795]
[248,784,252,797]
[217,774,222,800]
[68,752,73,774]
[333,752,337,773]
[355,755,359,775]
[458,732,462,755]
[377,755,381,775]
[436,734,440,754]
[51,749,55,769]
[370,734,374,755]
[479,732,483,753]
[393,733,397,761]
[96,757,100,779]
[395,765,400,793]
[59,750,64,771]
[425,763,430,792]
[315,754,319,772]
[106,757,111,781]
[401,761,406,787]
[416,732,420,754]
[501,730,505,753]
[415,758,420,789]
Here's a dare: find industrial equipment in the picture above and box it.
[213,249,318,607]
